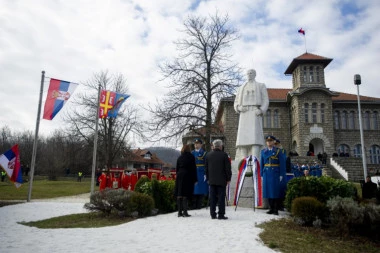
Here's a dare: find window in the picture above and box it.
[266,110,272,128]
[316,66,320,83]
[309,66,314,82]
[338,144,350,156]
[303,66,307,82]
[273,109,279,128]
[348,111,355,129]
[320,103,325,123]
[305,103,309,123]
[373,111,379,130]
[354,144,362,158]
[364,111,370,130]
[341,111,348,129]
[144,153,152,159]
[312,103,317,123]
[369,145,380,164]
[334,111,340,129]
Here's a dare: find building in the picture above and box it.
[189,52,380,179]
[123,148,165,171]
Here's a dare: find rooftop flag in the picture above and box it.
[43,78,78,120]
[0,144,23,188]
[99,90,130,118]
[298,28,305,35]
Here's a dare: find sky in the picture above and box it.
[0,195,283,253]
[1,0,379,148]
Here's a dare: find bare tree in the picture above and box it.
[65,71,143,168]
[146,12,242,150]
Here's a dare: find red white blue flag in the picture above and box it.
[298,28,305,35]
[43,78,78,120]
[99,90,130,118]
[0,144,23,188]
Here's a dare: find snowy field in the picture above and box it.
[0,195,286,253]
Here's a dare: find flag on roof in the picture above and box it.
[43,78,78,120]
[298,28,305,35]
[0,144,23,188]
[99,90,130,118]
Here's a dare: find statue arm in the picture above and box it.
[234,88,241,112]
[259,83,269,114]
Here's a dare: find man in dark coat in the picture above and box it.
[205,139,232,220]
[362,176,378,199]
[260,135,286,215]
[175,144,197,217]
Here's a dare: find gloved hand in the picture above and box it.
[280,176,283,182]
[204,175,207,182]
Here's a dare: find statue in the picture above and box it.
[234,69,269,161]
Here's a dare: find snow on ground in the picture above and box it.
[0,195,286,253]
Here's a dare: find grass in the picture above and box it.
[0,177,91,200]
[19,212,134,229]
[258,218,380,253]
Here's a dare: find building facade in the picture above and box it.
[213,52,380,170]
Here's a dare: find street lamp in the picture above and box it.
[354,74,367,180]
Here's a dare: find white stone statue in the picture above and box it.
[234,69,269,161]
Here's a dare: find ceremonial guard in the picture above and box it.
[260,135,286,215]
[192,138,208,209]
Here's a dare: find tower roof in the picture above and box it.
[284,52,333,75]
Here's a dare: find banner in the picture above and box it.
[0,144,23,188]
[99,90,130,118]
[43,78,78,120]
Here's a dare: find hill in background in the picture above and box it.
[147,147,180,168]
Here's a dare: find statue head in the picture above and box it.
[247,69,256,81]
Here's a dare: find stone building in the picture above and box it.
[208,52,380,171]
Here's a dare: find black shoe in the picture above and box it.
[266,210,274,214]
[273,211,279,215]
[218,216,228,220]
[211,216,217,219]
[183,212,191,217]
[178,212,183,217]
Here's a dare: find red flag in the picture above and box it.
[298,28,305,35]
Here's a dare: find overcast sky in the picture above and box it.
[1,0,379,148]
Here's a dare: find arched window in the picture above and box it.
[309,66,314,82]
[266,110,272,128]
[354,144,362,158]
[305,103,309,123]
[273,109,279,128]
[312,103,317,123]
[348,111,355,129]
[373,111,378,130]
[320,103,325,123]
[338,144,350,157]
[364,111,370,130]
[341,111,348,129]
[369,145,380,164]
[334,111,340,129]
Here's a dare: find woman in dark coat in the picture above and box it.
[175,144,197,217]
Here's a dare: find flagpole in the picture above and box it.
[304,35,307,53]
[27,70,45,202]
[90,84,101,195]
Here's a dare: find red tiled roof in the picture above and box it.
[284,52,333,74]
[125,148,165,165]
[268,88,291,100]
[333,91,380,102]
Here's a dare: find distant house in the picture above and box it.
[123,148,165,171]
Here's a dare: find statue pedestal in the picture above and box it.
[229,160,255,208]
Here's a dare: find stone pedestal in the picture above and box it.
[229,160,255,208]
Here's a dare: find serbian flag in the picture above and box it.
[0,144,23,188]
[298,28,305,35]
[43,78,78,120]
[99,90,130,118]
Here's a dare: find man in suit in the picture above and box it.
[205,139,232,220]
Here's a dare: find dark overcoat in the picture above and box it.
[175,152,197,197]
[205,149,232,186]
[260,146,286,198]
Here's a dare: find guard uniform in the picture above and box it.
[192,138,208,209]
[260,136,286,214]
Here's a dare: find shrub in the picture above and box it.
[129,192,155,217]
[134,175,151,193]
[291,196,326,226]
[285,176,357,210]
[326,196,364,237]
[84,189,154,218]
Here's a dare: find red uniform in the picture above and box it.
[130,174,138,191]
[121,173,131,190]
